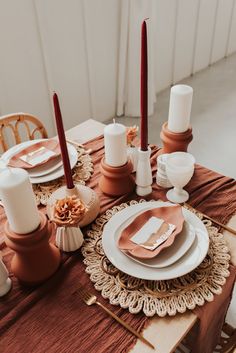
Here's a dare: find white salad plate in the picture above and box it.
[27,156,62,177]
[1,139,78,184]
[124,221,196,268]
[102,201,209,281]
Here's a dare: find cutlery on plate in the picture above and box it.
[185,203,236,236]
[74,283,155,350]
[66,139,92,154]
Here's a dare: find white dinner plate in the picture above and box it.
[123,221,196,268]
[1,139,78,184]
[102,201,209,281]
[28,156,62,177]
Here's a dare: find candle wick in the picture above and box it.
[113,118,116,124]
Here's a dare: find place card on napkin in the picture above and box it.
[20,147,57,167]
[130,217,176,250]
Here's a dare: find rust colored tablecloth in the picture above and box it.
[0,136,236,353]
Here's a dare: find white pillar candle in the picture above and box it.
[0,168,40,234]
[104,121,127,167]
[168,85,193,133]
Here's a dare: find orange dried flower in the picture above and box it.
[52,196,87,226]
[126,125,139,146]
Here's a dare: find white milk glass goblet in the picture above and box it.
[166,152,195,203]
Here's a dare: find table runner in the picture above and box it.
[0,135,236,353]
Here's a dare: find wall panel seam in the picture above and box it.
[191,0,201,75]
[33,0,55,132]
[172,0,179,85]
[82,0,95,118]
[225,0,236,56]
[209,0,219,65]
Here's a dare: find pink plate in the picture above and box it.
[117,205,184,259]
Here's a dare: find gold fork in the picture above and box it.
[185,203,236,236]
[75,283,155,350]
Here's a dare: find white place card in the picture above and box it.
[131,216,176,251]
[20,147,56,167]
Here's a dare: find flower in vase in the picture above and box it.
[52,195,87,226]
[126,125,139,147]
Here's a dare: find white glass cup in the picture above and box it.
[166,152,195,203]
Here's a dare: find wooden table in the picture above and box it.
[67,119,236,353]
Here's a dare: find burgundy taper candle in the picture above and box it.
[53,93,74,189]
[140,20,148,151]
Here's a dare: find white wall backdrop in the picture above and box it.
[0,0,235,136]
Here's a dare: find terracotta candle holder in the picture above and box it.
[47,185,100,227]
[158,122,193,155]
[99,158,135,197]
[5,212,60,286]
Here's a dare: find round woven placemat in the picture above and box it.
[33,144,93,206]
[82,200,231,317]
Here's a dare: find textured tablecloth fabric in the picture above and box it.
[0,136,235,353]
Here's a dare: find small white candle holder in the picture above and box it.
[127,146,138,172]
[135,147,152,196]
[0,256,12,297]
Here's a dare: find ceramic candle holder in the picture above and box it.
[99,158,135,197]
[158,122,193,155]
[135,147,152,196]
[4,212,60,286]
[127,146,138,172]
[47,185,100,227]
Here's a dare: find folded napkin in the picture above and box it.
[118,205,184,259]
[8,139,61,169]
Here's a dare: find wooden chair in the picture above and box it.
[0,113,48,152]
[176,322,236,353]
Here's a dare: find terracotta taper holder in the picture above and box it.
[158,122,193,155]
[47,185,100,227]
[4,212,60,286]
[135,147,152,196]
[99,158,135,196]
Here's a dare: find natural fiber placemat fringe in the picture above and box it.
[82,200,231,317]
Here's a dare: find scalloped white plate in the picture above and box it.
[102,201,209,281]
[1,139,77,184]
[123,221,196,268]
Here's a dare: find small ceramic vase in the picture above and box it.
[55,226,84,252]
[127,146,138,172]
[0,256,12,297]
